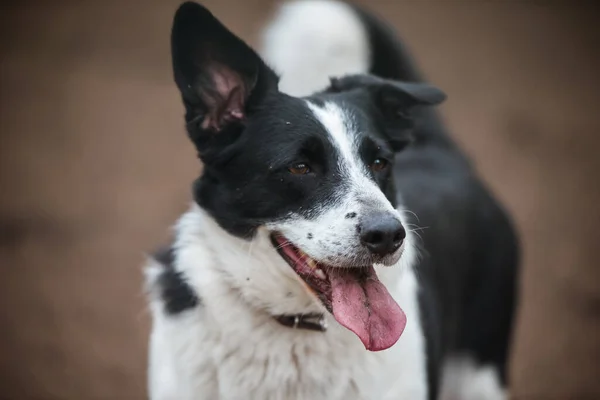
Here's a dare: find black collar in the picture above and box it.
[274,313,327,332]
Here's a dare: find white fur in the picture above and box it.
[147,204,427,399]
[440,355,507,400]
[262,0,370,97]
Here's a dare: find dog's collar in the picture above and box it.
[274,313,327,332]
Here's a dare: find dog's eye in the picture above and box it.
[370,158,389,172]
[288,163,311,175]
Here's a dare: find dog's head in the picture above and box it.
[172,2,445,351]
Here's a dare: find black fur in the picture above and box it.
[349,4,423,83]
[154,247,200,315]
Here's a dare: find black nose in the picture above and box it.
[359,213,405,256]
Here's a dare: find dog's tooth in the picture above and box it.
[306,258,317,270]
[315,269,326,280]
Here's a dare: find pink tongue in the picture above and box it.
[329,266,406,351]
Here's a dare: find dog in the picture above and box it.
[145,1,520,399]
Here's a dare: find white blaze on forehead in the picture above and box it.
[306,100,394,211]
[306,101,364,179]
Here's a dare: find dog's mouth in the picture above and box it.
[270,233,406,351]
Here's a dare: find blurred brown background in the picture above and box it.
[1,1,599,399]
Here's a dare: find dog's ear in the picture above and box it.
[329,75,446,151]
[171,2,278,135]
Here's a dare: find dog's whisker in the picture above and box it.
[399,209,420,223]
[410,230,424,243]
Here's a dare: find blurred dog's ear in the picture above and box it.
[376,80,446,110]
[171,2,279,133]
[329,74,445,108]
[329,75,446,151]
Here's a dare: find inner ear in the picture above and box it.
[198,63,256,130]
[171,2,278,133]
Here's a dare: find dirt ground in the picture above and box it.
[1,1,599,399]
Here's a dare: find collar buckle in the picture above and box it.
[275,313,327,332]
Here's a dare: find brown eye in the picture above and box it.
[370,158,388,172]
[288,163,311,175]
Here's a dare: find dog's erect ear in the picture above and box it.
[171,2,278,132]
[328,75,445,151]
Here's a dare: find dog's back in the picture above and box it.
[262,1,519,399]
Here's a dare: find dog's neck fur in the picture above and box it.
[149,204,427,399]
[173,204,323,319]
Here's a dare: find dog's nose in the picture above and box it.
[359,213,405,256]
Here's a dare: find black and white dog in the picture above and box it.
[146,1,519,399]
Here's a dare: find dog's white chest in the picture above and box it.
[149,311,420,400]
[209,324,379,399]
[148,267,427,400]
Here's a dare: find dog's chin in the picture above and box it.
[377,248,404,267]
[269,233,407,352]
